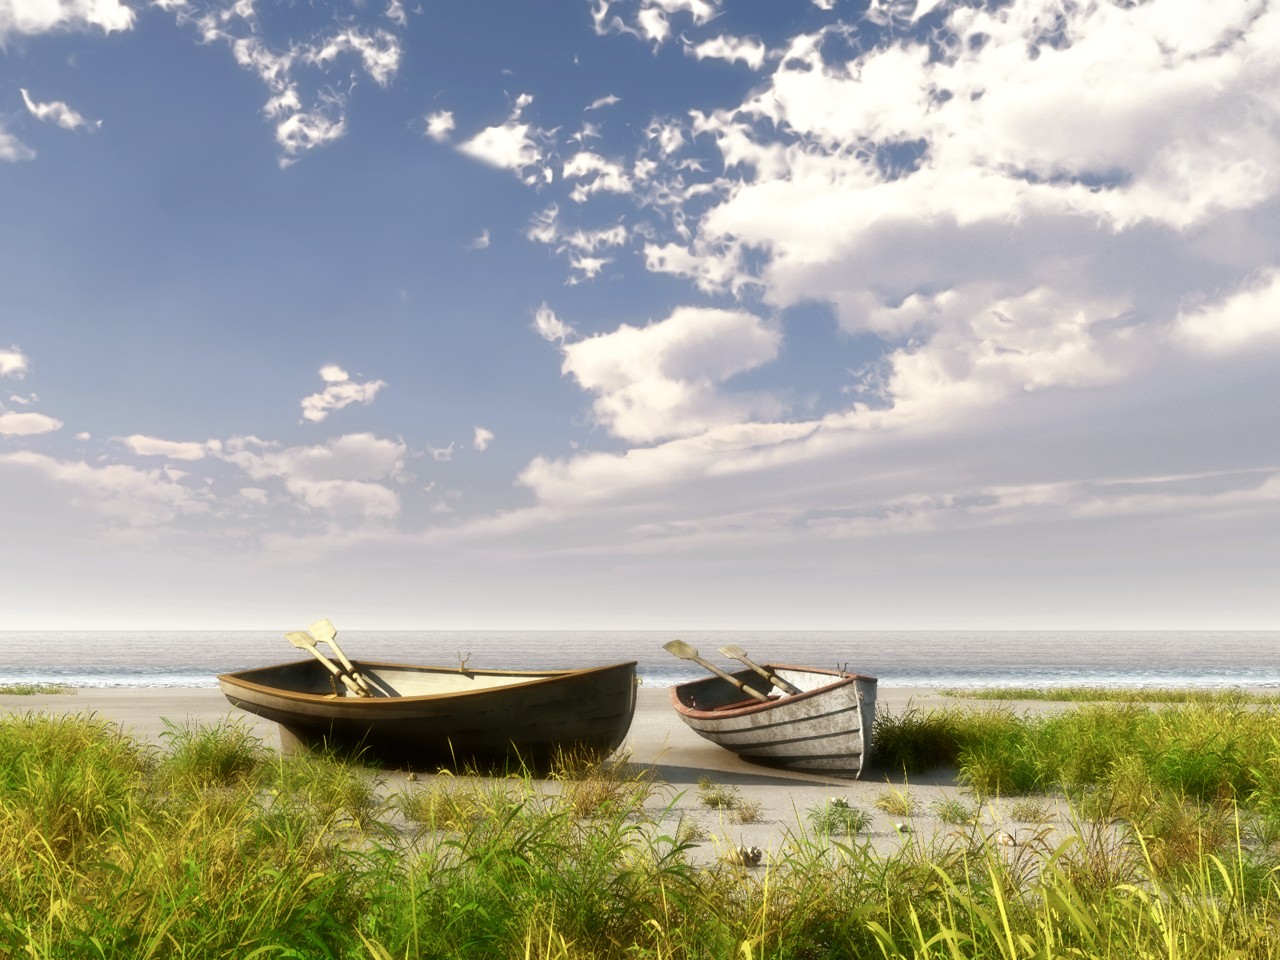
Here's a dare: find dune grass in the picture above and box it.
[0,683,75,695]
[940,685,1280,704]
[2,705,1279,958]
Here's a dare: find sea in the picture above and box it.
[0,630,1277,691]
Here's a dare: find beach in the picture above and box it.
[0,685,1062,858]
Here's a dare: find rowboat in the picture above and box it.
[669,663,877,779]
[217,657,638,769]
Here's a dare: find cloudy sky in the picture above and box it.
[2,0,1278,630]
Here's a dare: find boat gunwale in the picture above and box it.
[217,658,638,707]
[670,663,876,721]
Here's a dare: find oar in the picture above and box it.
[717,644,802,696]
[307,618,373,694]
[662,640,769,702]
[286,631,367,697]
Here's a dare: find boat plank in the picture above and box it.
[671,663,876,780]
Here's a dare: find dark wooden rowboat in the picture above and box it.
[670,664,877,779]
[218,658,638,769]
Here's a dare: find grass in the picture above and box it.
[806,797,873,836]
[1006,795,1054,823]
[874,785,920,818]
[940,685,1280,704]
[874,698,1280,804]
[0,683,75,695]
[697,776,763,823]
[697,775,740,808]
[931,795,981,825]
[3,704,1280,958]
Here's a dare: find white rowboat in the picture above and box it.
[670,664,876,779]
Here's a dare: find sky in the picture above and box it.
[2,0,1279,631]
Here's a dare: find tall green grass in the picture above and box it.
[876,699,1280,804]
[2,707,1279,958]
[940,685,1280,705]
[0,683,76,695]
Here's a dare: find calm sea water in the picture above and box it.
[0,631,1276,690]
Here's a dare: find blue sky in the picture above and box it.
[3,0,1279,630]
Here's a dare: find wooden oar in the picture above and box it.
[307,618,373,694]
[286,631,367,697]
[662,640,769,702]
[717,644,802,696]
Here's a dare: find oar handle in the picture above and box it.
[718,647,803,696]
[287,632,367,697]
[308,620,374,693]
[326,641,373,693]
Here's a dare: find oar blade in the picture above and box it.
[285,631,316,649]
[308,618,338,643]
[717,644,803,696]
[662,639,699,660]
[664,639,769,702]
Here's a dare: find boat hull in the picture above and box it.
[670,664,876,779]
[218,658,638,769]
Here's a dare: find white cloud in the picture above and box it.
[0,0,134,39]
[567,254,611,283]
[462,121,538,170]
[20,89,101,132]
[274,112,345,162]
[593,0,1280,473]
[533,302,575,343]
[284,477,400,520]
[473,426,494,451]
[425,109,455,142]
[172,6,404,163]
[1174,268,1280,354]
[122,434,221,461]
[642,0,1280,315]
[0,411,63,436]
[644,117,686,157]
[221,433,405,522]
[0,451,204,527]
[0,126,35,163]
[224,432,406,484]
[564,224,627,253]
[0,347,29,377]
[301,366,386,423]
[563,151,632,201]
[527,212,628,283]
[560,306,782,443]
[239,486,268,504]
[592,0,718,45]
[866,286,1133,421]
[429,442,455,462]
[308,28,400,86]
[467,229,491,250]
[687,35,767,71]
[526,205,560,245]
[458,94,553,186]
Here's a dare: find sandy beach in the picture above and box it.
[1,684,1070,860]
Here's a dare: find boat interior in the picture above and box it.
[677,666,843,711]
[229,659,568,699]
